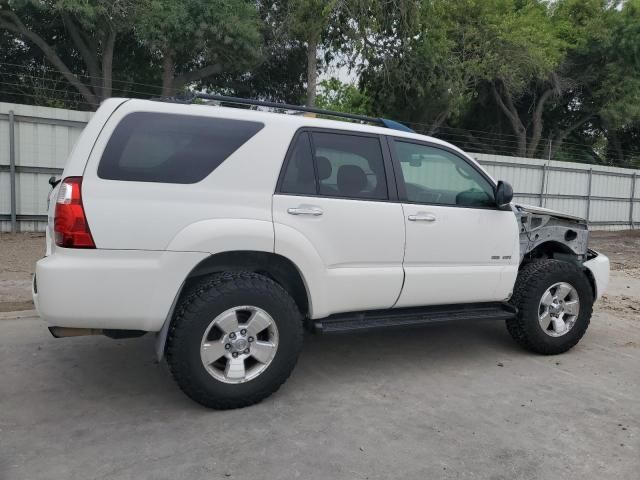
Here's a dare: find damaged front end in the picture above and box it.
[515,204,610,300]
[515,204,589,263]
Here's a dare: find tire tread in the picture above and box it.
[166,272,303,409]
[507,259,593,355]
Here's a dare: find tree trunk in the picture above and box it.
[306,34,318,107]
[173,63,223,91]
[548,114,594,159]
[0,12,99,107]
[63,14,102,99]
[161,53,176,97]
[608,129,625,165]
[101,30,117,100]
[527,89,554,158]
[491,82,527,157]
[428,107,452,135]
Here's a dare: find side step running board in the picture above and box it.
[313,302,517,334]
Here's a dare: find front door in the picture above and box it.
[388,139,519,307]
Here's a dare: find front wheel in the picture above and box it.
[166,272,303,409]
[507,259,593,355]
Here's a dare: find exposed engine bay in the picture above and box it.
[515,204,590,263]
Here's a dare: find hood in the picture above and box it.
[515,203,586,223]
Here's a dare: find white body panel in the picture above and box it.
[62,98,129,177]
[273,195,405,318]
[396,204,520,306]
[34,248,208,331]
[583,251,610,299]
[80,100,293,251]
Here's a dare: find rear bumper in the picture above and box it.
[33,248,208,332]
[583,250,609,300]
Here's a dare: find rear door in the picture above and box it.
[389,139,519,307]
[273,129,405,318]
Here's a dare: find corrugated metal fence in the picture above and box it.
[477,154,639,229]
[1,102,91,232]
[1,101,638,232]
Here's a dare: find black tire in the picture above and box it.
[166,272,303,409]
[507,259,593,355]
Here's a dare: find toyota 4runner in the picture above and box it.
[34,95,610,409]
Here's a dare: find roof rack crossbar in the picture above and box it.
[183,93,414,133]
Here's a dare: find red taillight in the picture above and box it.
[54,177,95,248]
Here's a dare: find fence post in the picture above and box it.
[539,164,547,207]
[630,172,637,229]
[8,110,17,233]
[586,168,593,222]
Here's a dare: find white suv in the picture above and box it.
[34,96,610,409]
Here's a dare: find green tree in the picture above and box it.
[285,0,345,106]
[355,0,568,154]
[211,0,308,103]
[0,0,137,106]
[316,77,372,115]
[135,0,262,97]
[595,0,640,164]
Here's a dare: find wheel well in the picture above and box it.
[182,251,310,316]
[522,241,597,298]
[583,266,597,299]
[525,241,575,260]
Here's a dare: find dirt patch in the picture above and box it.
[589,230,640,271]
[0,233,45,312]
[597,293,640,320]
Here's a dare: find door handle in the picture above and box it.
[287,206,323,216]
[408,213,436,222]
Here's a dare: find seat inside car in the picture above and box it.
[336,164,367,197]
[317,155,338,195]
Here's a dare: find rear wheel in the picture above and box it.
[166,272,303,409]
[507,259,593,355]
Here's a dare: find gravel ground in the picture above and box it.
[0,233,45,312]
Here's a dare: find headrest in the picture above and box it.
[337,165,367,196]
[316,156,332,180]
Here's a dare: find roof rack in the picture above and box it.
[165,93,415,133]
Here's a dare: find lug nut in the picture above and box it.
[248,336,254,342]
[229,332,236,339]
[240,329,247,336]
[244,348,250,354]
[225,343,231,350]
[232,352,238,358]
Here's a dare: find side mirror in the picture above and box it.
[495,180,513,207]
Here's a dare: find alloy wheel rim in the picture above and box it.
[538,282,580,337]
[200,306,279,384]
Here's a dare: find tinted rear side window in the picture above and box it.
[280,132,316,195]
[98,112,264,183]
[312,132,388,200]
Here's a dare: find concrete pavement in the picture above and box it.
[1,307,638,480]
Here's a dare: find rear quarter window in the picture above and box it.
[98,112,264,183]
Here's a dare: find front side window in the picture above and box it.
[98,112,264,183]
[394,141,495,207]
